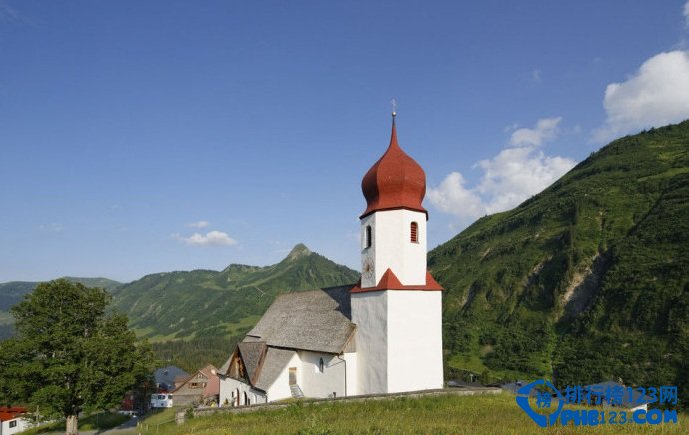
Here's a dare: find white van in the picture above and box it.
[150,394,173,408]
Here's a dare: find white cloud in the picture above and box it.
[187,220,210,229]
[428,117,576,223]
[476,147,576,214]
[427,172,485,220]
[173,230,237,247]
[593,51,689,143]
[509,117,561,147]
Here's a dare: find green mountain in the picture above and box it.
[429,121,689,399]
[61,277,123,291]
[112,243,360,342]
[0,282,36,312]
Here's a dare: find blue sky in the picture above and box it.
[2,1,689,282]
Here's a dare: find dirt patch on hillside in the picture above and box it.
[560,254,609,320]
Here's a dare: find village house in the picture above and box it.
[0,407,30,435]
[172,364,220,406]
[153,365,189,392]
[218,114,444,405]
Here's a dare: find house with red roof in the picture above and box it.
[218,114,444,405]
[0,407,30,435]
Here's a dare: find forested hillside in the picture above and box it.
[0,246,358,370]
[112,244,359,370]
[429,121,689,401]
[113,243,358,341]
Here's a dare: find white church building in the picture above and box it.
[218,115,444,405]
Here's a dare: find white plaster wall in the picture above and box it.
[218,376,237,406]
[386,290,443,393]
[1,418,31,435]
[265,352,302,402]
[218,377,267,406]
[351,291,388,394]
[251,390,267,405]
[360,209,427,287]
[343,352,358,397]
[299,351,346,398]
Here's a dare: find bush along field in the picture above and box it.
[136,392,686,434]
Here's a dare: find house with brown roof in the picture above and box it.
[172,364,220,406]
[218,115,444,405]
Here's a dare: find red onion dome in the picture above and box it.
[361,118,427,219]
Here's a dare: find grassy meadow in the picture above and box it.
[22,412,130,434]
[136,392,685,434]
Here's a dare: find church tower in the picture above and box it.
[351,113,444,395]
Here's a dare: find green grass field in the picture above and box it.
[137,392,685,434]
[22,412,130,434]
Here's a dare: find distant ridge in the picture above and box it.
[111,243,359,341]
[60,277,123,291]
[0,245,359,347]
[286,243,312,260]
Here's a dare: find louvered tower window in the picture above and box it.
[365,225,372,248]
[410,222,418,243]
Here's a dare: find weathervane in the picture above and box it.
[391,98,397,118]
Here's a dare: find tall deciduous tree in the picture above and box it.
[0,279,154,435]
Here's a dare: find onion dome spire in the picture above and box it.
[360,113,427,219]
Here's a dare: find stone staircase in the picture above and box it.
[290,384,304,399]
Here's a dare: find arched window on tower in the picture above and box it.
[410,222,418,243]
[365,225,372,248]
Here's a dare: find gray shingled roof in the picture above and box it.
[237,341,267,384]
[153,365,188,391]
[246,285,356,354]
[218,354,232,375]
[254,347,297,391]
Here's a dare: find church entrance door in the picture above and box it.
[289,367,297,385]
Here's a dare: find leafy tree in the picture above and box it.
[0,279,154,435]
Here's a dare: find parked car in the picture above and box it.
[150,394,173,408]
